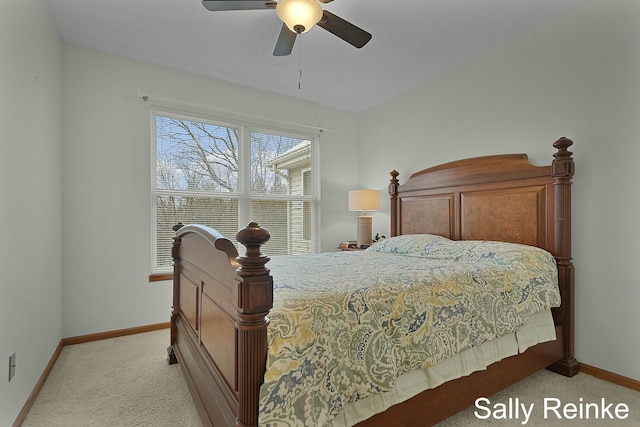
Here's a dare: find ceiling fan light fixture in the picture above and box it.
[276,0,323,34]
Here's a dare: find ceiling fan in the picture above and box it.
[202,0,372,56]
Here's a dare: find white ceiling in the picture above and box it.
[45,0,589,112]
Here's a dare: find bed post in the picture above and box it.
[548,137,578,377]
[167,222,185,365]
[235,222,273,427]
[389,170,400,237]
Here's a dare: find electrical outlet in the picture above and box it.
[8,353,16,382]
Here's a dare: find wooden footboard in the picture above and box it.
[168,223,272,427]
[169,138,577,427]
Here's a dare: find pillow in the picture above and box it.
[366,234,451,256]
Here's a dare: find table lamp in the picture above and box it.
[348,189,380,248]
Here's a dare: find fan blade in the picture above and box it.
[202,0,276,11]
[317,10,372,48]
[318,0,334,3]
[273,23,297,56]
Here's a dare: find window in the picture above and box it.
[151,111,320,273]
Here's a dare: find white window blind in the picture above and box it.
[151,111,320,273]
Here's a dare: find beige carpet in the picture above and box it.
[23,329,639,426]
[22,329,201,427]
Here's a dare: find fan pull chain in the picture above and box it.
[298,33,303,90]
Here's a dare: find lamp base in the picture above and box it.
[356,215,372,248]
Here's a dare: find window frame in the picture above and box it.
[149,107,321,278]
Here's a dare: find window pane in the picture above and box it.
[155,194,239,269]
[252,199,311,256]
[251,132,310,195]
[156,116,239,192]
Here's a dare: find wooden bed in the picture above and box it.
[168,137,577,427]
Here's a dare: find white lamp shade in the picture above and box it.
[348,189,380,213]
[276,0,323,34]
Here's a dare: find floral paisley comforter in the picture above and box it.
[258,234,560,426]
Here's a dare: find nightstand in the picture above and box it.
[337,241,369,251]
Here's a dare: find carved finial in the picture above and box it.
[236,222,270,247]
[552,138,575,178]
[236,222,271,275]
[553,137,573,158]
[389,170,400,196]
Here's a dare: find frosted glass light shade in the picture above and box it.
[276,0,323,34]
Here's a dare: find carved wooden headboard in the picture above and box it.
[388,138,573,252]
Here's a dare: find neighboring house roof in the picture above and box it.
[267,141,311,171]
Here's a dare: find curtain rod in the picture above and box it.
[138,92,334,134]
